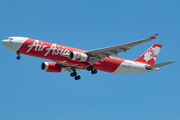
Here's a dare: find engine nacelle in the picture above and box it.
[41,62,62,72]
[69,51,90,62]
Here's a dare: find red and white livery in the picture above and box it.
[2,34,175,80]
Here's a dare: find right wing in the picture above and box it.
[84,34,158,64]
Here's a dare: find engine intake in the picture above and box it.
[69,51,90,62]
[41,62,62,72]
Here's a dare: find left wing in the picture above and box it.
[84,34,158,64]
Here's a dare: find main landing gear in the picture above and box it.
[70,65,97,80]
[87,65,97,75]
[16,52,21,60]
[70,71,81,80]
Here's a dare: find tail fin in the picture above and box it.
[134,44,162,65]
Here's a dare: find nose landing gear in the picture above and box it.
[16,52,21,60]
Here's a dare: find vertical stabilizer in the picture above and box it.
[134,44,162,65]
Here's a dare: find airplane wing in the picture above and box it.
[84,34,158,64]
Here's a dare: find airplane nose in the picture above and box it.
[2,37,27,52]
[2,39,9,46]
[2,39,16,51]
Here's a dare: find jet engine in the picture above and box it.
[69,51,90,62]
[41,62,62,72]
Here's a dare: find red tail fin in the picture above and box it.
[134,44,162,65]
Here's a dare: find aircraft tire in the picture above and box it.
[71,72,77,77]
[75,75,81,80]
[87,66,93,71]
[17,56,21,60]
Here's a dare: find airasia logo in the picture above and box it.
[144,46,160,62]
[75,52,81,60]
[26,40,70,56]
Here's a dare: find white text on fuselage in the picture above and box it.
[26,40,70,56]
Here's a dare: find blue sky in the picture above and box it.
[0,0,179,120]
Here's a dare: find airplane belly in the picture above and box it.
[93,58,125,73]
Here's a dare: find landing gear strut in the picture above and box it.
[16,52,21,60]
[70,71,81,80]
[87,65,98,75]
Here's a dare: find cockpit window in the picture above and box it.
[6,38,13,40]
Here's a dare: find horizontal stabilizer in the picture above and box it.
[146,61,175,70]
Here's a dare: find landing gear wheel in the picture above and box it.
[17,56,21,60]
[16,52,21,60]
[87,65,98,75]
[70,73,74,77]
[87,67,91,71]
[75,75,81,80]
[70,72,77,77]
[87,65,93,71]
[91,69,97,74]
[93,69,97,74]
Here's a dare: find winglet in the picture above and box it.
[150,33,158,39]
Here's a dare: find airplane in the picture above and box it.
[2,34,175,80]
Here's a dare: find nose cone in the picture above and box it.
[2,37,28,52]
[2,39,9,46]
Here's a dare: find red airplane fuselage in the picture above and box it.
[20,38,125,73]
